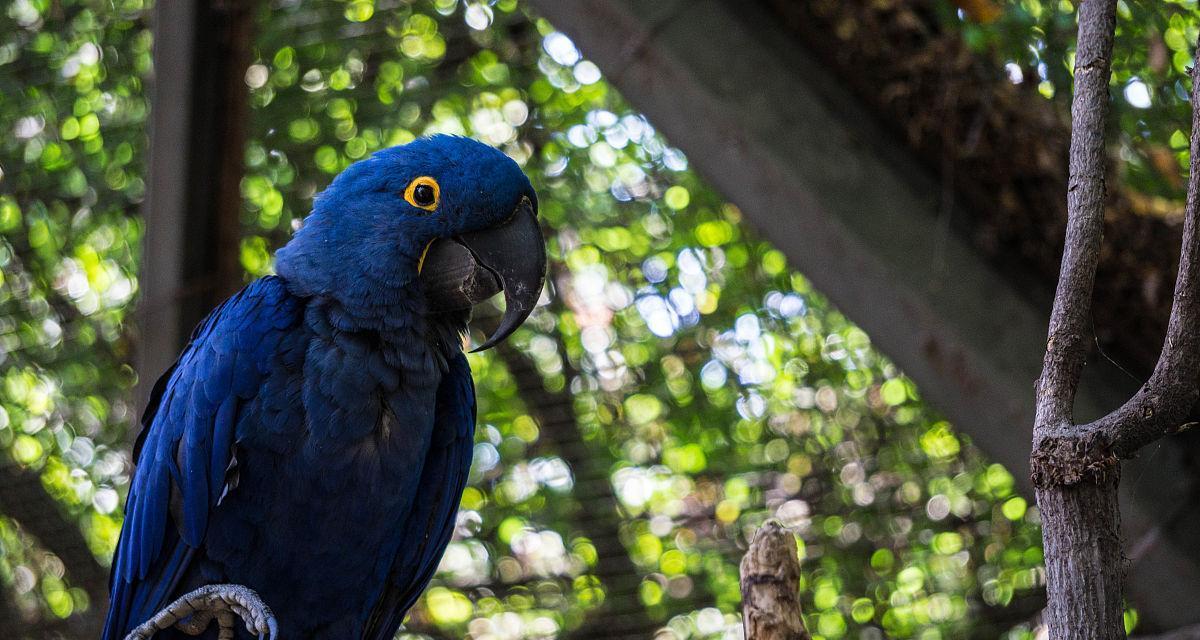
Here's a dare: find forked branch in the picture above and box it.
[1032,11,1200,484]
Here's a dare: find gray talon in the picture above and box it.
[124,584,277,640]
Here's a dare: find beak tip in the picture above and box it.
[468,334,499,353]
[432,196,545,352]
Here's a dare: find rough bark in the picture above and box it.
[1031,1,1200,637]
[739,522,808,640]
[1036,474,1125,639]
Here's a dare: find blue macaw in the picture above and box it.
[103,135,547,640]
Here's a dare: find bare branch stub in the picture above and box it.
[740,521,809,640]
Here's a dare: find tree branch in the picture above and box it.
[1029,4,1200,637]
[1028,4,1128,637]
[1032,0,1118,438]
[1082,54,1200,458]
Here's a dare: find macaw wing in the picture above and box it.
[103,277,302,640]
[362,353,477,640]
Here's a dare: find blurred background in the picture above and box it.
[3,0,1200,638]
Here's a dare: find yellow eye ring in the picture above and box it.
[403,176,440,211]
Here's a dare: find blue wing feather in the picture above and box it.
[361,352,477,640]
[103,277,303,640]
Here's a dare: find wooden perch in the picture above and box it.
[740,521,809,640]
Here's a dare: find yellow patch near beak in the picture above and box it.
[417,240,435,274]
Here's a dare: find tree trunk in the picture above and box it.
[1035,474,1125,638]
[1031,0,1200,628]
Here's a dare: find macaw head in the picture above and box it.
[276,135,547,350]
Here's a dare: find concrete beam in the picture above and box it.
[526,0,1200,628]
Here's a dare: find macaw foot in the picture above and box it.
[124,583,279,640]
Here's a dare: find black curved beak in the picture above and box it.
[419,196,546,351]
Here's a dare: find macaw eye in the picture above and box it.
[403,176,440,211]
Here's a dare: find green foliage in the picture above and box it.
[0,0,149,626]
[954,0,1199,208]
